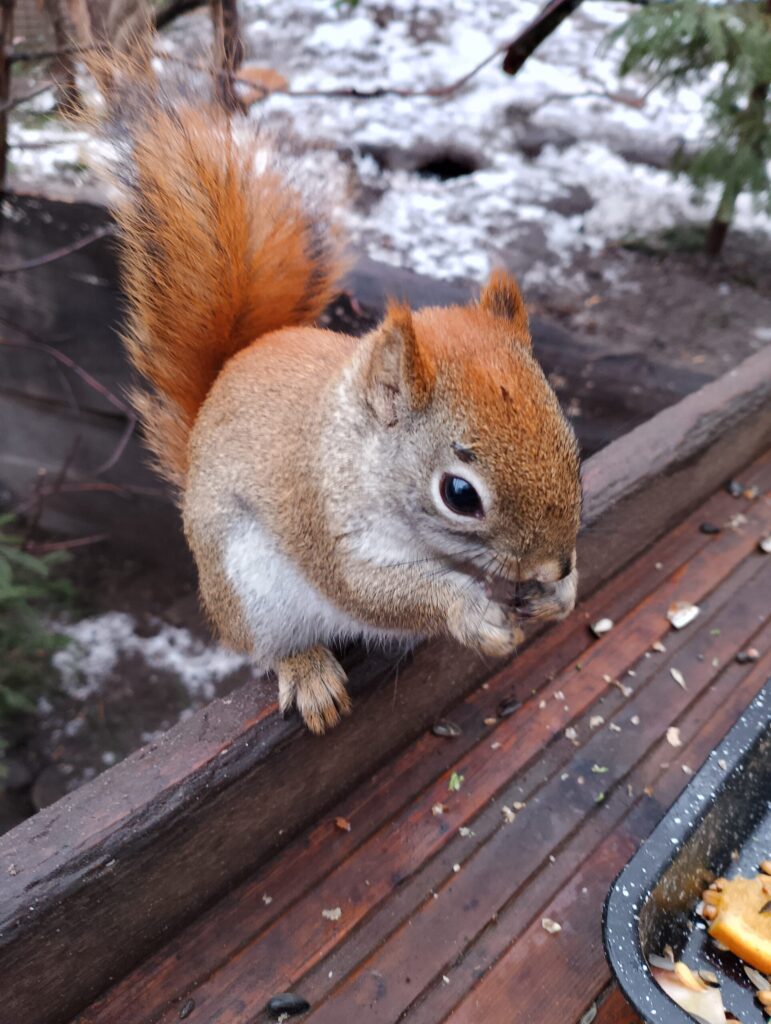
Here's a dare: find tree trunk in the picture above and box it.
[43,0,82,114]
[0,0,15,199]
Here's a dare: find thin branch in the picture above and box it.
[0,335,136,475]
[8,44,90,64]
[0,81,53,114]
[0,225,113,274]
[26,532,109,553]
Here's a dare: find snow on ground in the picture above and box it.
[52,611,251,704]
[12,0,770,292]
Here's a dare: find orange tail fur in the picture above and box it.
[95,60,347,487]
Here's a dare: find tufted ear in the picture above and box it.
[365,301,434,425]
[480,269,531,346]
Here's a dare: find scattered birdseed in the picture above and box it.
[541,917,562,934]
[512,801,526,811]
[179,998,196,1020]
[602,674,613,684]
[590,715,605,729]
[725,479,743,498]
[744,966,769,991]
[565,726,579,744]
[538,699,547,709]
[655,562,664,571]
[483,717,497,726]
[670,667,687,689]
[448,771,464,792]
[490,741,502,751]
[458,827,473,837]
[591,764,608,774]
[262,894,273,905]
[595,792,605,803]
[432,720,462,738]
[609,723,622,733]
[335,817,352,832]
[759,535,771,554]
[682,765,693,776]
[744,485,759,500]
[667,727,682,748]
[560,772,569,781]
[667,601,700,630]
[432,803,446,816]
[652,640,667,653]
[577,775,585,785]
[502,805,516,823]
[717,758,728,770]
[711,657,719,668]
[631,715,641,726]
[728,513,748,530]
[442,975,450,985]
[554,690,565,701]
[321,907,342,921]
[698,970,719,986]
[590,618,613,637]
[452,863,461,874]
[611,680,633,698]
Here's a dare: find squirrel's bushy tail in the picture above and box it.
[94,58,347,487]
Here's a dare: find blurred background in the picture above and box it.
[0,0,769,831]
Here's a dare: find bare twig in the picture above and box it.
[8,45,89,64]
[0,225,113,274]
[153,0,204,30]
[0,335,136,475]
[504,0,585,75]
[0,81,54,114]
[26,532,109,553]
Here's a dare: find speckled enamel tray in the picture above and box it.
[604,682,771,1024]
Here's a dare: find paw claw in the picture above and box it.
[277,646,351,735]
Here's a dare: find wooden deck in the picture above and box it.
[71,452,771,1024]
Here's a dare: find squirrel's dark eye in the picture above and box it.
[440,474,484,518]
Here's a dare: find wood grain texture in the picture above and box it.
[77,467,771,1024]
[0,362,768,1021]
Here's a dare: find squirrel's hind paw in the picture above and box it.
[277,646,352,735]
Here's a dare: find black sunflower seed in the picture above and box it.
[179,999,195,1020]
[497,696,522,718]
[266,993,311,1018]
[725,479,744,498]
[699,522,721,535]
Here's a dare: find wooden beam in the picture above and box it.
[0,336,769,1024]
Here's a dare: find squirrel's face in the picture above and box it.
[362,271,581,619]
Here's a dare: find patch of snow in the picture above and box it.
[52,611,251,703]
[9,0,771,290]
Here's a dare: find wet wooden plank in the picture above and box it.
[294,568,769,1024]
[593,986,643,1024]
[77,462,771,1024]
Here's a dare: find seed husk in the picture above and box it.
[699,522,721,535]
[726,479,744,498]
[759,536,771,554]
[698,970,719,986]
[432,720,462,738]
[744,965,770,990]
[541,917,561,934]
[590,617,613,637]
[668,601,700,630]
[266,993,311,1018]
[179,999,195,1020]
[497,696,522,718]
[648,953,676,971]
[579,1003,598,1024]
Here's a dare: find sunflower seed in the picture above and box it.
[266,993,311,1018]
[725,479,744,497]
[579,1003,598,1024]
[735,648,760,664]
[699,522,721,535]
[667,727,682,748]
[648,953,675,971]
[698,970,719,986]
[760,536,771,554]
[497,696,521,718]
[432,720,462,738]
[541,917,561,934]
[321,907,341,921]
[179,999,196,1020]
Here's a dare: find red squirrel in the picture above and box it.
[91,56,582,734]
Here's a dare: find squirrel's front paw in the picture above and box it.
[447,593,524,658]
[276,645,352,735]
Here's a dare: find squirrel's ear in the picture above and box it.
[480,269,531,346]
[365,302,434,425]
